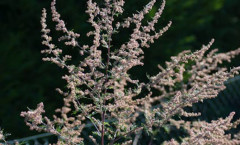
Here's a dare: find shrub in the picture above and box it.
[18,0,240,144]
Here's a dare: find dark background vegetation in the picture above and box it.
[0,0,240,141]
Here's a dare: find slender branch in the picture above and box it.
[133,130,142,145]
[109,127,143,145]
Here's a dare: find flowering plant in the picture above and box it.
[19,0,240,144]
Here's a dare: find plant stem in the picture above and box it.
[101,31,112,145]
[109,127,143,145]
[101,111,105,145]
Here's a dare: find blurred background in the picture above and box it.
[0,0,240,141]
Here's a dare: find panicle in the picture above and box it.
[20,0,240,144]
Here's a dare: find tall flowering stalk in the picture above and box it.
[20,0,240,144]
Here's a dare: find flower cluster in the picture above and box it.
[20,0,240,144]
[0,129,5,143]
[165,112,240,145]
[0,128,11,145]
